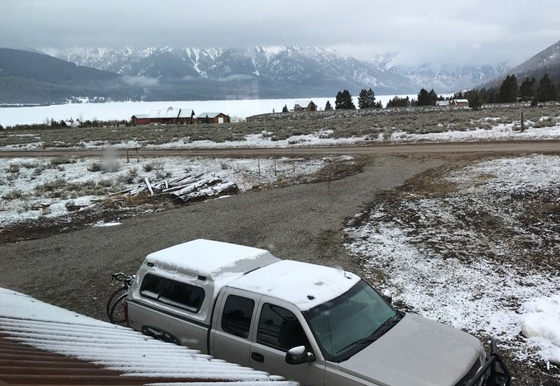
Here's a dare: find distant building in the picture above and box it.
[294,101,317,112]
[449,99,469,107]
[131,107,195,125]
[196,112,231,124]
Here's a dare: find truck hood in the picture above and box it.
[337,313,481,386]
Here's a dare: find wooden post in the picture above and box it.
[521,111,525,132]
[126,149,130,163]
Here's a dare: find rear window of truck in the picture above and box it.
[140,274,205,313]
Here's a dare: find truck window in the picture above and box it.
[139,274,205,313]
[221,295,254,338]
[257,303,310,352]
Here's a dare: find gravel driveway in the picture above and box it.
[0,154,442,321]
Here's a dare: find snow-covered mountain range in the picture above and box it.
[39,46,508,96]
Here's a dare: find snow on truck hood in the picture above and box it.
[229,260,360,311]
[338,313,482,386]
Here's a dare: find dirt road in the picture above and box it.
[1,139,559,158]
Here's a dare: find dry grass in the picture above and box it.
[2,103,559,148]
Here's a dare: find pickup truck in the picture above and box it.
[124,239,510,386]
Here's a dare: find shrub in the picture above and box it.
[34,178,67,196]
[50,157,76,166]
[2,189,25,200]
[6,164,20,174]
[156,170,172,179]
[117,168,139,184]
[98,179,114,188]
[88,162,103,172]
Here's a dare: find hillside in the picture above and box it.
[507,39,560,82]
[0,48,135,104]
[478,39,560,89]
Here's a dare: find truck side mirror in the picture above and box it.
[285,346,315,365]
[383,290,393,305]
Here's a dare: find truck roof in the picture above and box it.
[229,260,361,311]
[145,239,279,279]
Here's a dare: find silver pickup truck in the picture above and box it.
[124,239,510,386]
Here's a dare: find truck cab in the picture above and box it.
[126,239,510,386]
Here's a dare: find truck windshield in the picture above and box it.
[303,280,400,362]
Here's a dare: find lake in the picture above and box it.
[0,95,411,127]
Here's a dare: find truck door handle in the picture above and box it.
[251,352,264,363]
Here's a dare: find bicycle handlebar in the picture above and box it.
[112,272,135,285]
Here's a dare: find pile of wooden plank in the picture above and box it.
[115,173,239,203]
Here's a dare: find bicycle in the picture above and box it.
[106,272,135,325]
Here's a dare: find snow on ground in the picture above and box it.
[391,123,560,143]
[2,121,560,152]
[345,154,560,370]
[0,155,338,226]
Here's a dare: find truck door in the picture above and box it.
[249,297,325,386]
[210,288,260,367]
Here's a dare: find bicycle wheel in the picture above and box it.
[106,286,127,321]
[109,292,128,325]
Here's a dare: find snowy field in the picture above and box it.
[0,154,339,226]
[345,154,560,372]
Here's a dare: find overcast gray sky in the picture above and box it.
[2,0,559,66]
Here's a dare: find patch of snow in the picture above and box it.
[231,260,360,311]
[0,155,333,227]
[93,221,121,227]
[520,295,560,366]
[345,154,560,368]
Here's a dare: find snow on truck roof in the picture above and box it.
[145,239,279,278]
[145,240,360,311]
[231,260,361,311]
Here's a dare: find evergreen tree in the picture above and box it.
[335,90,356,110]
[467,91,482,110]
[386,96,411,108]
[519,76,536,102]
[498,74,518,103]
[358,88,377,109]
[417,88,438,106]
[282,104,288,113]
[537,73,557,102]
[324,100,333,111]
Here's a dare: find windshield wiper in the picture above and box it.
[335,313,402,354]
[371,312,402,339]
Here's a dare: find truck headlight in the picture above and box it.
[479,342,487,365]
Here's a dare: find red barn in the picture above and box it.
[196,112,231,124]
